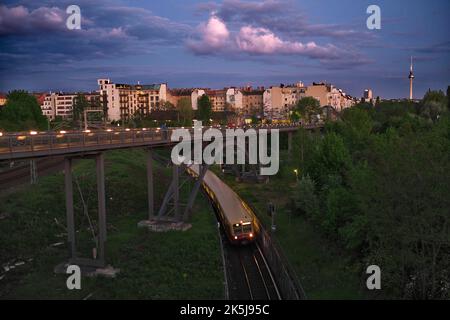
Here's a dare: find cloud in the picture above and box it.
[187,15,350,62]
[236,26,339,59]
[187,15,231,54]
[0,5,66,36]
[0,3,191,70]
[197,0,374,42]
[201,15,230,48]
[415,41,450,54]
[217,0,282,20]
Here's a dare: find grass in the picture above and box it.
[213,151,367,299]
[0,149,223,299]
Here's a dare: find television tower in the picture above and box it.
[409,56,415,100]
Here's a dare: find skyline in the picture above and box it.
[0,0,449,99]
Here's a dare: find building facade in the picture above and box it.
[191,89,206,111]
[98,79,167,121]
[167,89,194,108]
[264,83,306,119]
[40,92,101,121]
[0,94,6,107]
[241,89,264,116]
[191,89,227,112]
[206,89,227,112]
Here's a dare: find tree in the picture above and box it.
[160,100,175,111]
[446,86,450,110]
[289,110,301,123]
[338,107,374,153]
[292,175,319,217]
[0,90,47,131]
[177,97,193,125]
[197,95,212,124]
[351,123,450,299]
[296,97,321,123]
[289,97,450,299]
[307,132,352,186]
[419,90,448,122]
[73,94,88,124]
[375,96,380,106]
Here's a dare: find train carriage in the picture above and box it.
[188,165,259,244]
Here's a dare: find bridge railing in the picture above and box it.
[0,129,171,159]
[0,124,319,160]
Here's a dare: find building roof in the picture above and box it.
[241,90,264,96]
[116,84,162,91]
[205,89,227,96]
[169,88,194,96]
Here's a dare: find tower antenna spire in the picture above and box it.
[409,56,415,100]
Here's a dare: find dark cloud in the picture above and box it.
[0,5,67,36]
[0,3,191,70]
[196,0,374,42]
[415,41,450,54]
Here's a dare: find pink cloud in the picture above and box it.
[188,16,341,60]
[236,26,339,59]
[0,5,66,35]
[201,15,230,48]
[187,15,231,54]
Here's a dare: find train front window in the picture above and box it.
[233,224,243,235]
[243,224,252,234]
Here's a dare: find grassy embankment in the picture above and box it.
[214,151,367,300]
[0,149,223,299]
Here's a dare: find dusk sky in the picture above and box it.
[0,0,449,99]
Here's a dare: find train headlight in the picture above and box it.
[249,233,253,238]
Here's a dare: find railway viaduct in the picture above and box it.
[0,124,321,271]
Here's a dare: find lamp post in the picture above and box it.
[294,169,299,182]
[268,202,276,233]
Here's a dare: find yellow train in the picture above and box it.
[187,165,259,244]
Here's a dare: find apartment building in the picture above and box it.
[40,92,100,120]
[40,93,76,120]
[98,79,167,121]
[225,87,264,115]
[191,89,227,112]
[327,86,356,112]
[241,89,264,116]
[0,93,7,107]
[264,83,306,119]
[226,88,242,111]
[206,89,227,112]
[167,89,194,107]
[305,82,331,107]
[364,89,373,101]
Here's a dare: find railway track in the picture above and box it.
[0,157,66,190]
[237,243,281,300]
[224,234,282,300]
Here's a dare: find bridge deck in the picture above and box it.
[0,125,319,161]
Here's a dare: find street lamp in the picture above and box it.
[294,169,299,182]
[267,202,276,233]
